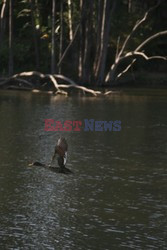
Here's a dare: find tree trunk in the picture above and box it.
[0,0,8,74]
[128,0,132,13]
[0,0,8,43]
[30,0,40,70]
[93,0,103,76]
[59,0,63,73]
[67,0,73,41]
[51,0,56,74]
[78,0,83,79]
[79,0,93,84]
[8,0,13,76]
[93,0,117,85]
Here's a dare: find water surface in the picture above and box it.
[0,89,167,249]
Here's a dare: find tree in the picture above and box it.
[8,0,13,76]
[67,0,73,41]
[30,0,40,70]
[0,0,8,43]
[93,0,117,85]
[59,0,63,73]
[79,0,93,83]
[51,0,56,74]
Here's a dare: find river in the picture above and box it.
[0,89,167,249]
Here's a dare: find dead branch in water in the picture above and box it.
[0,71,104,97]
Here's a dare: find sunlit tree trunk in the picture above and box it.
[94,0,120,85]
[30,0,40,70]
[82,1,93,83]
[93,0,117,85]
[0,0,8,43]
[59,0,63,73]
[67,0,73,41]
[78,0,83,79]
[51,0,56,74]
[8,0,13,76]
[128,0,132,12]
[0,0,8,74]
[79,0,93,83]
[93,0,103,76]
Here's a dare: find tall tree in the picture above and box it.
[59,0,63,73]
[30,0,40,70]
[79,0,93,83]
[0,0,8,73]
[93,0,103,78]
[93,0,118,85]
[8,0,13,76]
[51,0,56,74]
[67,0,73,41]
[0,0,8,43]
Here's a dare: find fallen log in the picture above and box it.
[0,71,104,97]
[28,161,73,174]
[58,84,102,96]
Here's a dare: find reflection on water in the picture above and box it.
[0,89,167,249]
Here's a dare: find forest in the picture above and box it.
[0,0,167,94]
